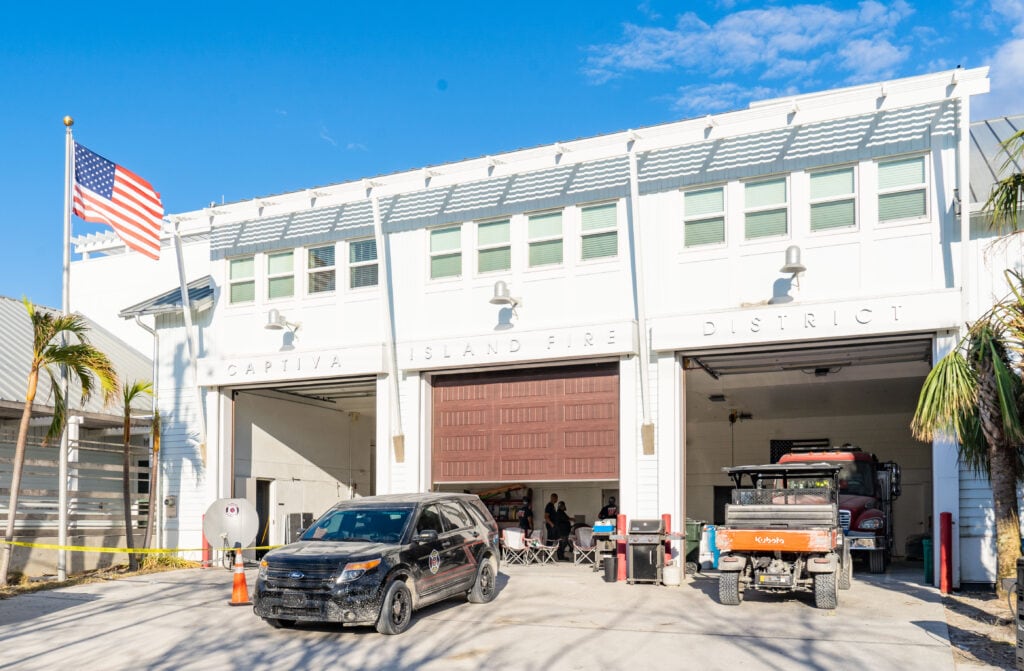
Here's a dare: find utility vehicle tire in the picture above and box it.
[814,571,838,610]
[839,546,852,590]
[869,549,885,574]
[376,580,413,635]
[264,617,295,629]
[468,555,498,603]
[718,571,741,606]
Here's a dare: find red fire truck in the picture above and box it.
[778,445,901,573]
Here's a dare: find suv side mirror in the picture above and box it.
[414,529,439,544]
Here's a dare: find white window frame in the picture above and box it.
[876,154,929,225]
[306,244,336,295]
[743,176,789,241]
[348,238,379,290]
[527,210,564,268]
[228,255,256,305]
[429,225,463,280]
[476,218,511,275]
[579,202,618,261]
[683,185,727,248]
[266,250,295,300]
[809,166,858,233]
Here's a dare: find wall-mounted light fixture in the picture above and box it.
[265,308,301,333]
[490,281,522,331]
[770,245,807,304]
[490,281,522,310]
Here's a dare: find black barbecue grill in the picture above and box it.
[626,518,667,584]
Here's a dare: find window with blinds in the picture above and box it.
[580,203,617,260]
[810,167,856,232]
[349,238,378,289]
[878,156,927,222]
[477,219,510,273]
[430,225,462,279]
[228,256,255,304]
[684,187,725,247]
[528,211,563,267]
[267,251,295,299]
[307,245,336,294]
[744,177,788,239]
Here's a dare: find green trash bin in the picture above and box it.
[923,537,933,584]
[684,519,704,574]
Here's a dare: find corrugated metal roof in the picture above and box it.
[118,276,214,318]
[0,296,152,417]
[969,114,1023,205]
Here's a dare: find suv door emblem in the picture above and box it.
[429,550,440,574]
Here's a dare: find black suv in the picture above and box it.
[253,492,500,634]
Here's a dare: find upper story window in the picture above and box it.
[267,251,294,299]
[430,225,462,279]
[228,256,255,304]
[349,238,378,288]
[744,177,788,239]
[477,219,511,273]
[580,203,617,260]
[307,245,336,294]
[878,156,927,222]
[684,187,725,247]
[528,210,563,267]
[810,167,856,231]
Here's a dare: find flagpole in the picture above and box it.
[58,116,74,581]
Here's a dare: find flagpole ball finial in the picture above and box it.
[63,116,74,127]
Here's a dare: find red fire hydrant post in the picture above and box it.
[616,514,627,582]
[661,513,672,564]
[940,512,953,594]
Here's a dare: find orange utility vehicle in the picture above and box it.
[715,462,850,610]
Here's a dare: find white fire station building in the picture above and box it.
[71,67,1022,586]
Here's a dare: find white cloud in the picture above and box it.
[838,38,911,82]
[672,82,778,115]
[587,2,914,83]
[973,37,1024,119]
[346,142,368,152]
[319,126,337,147]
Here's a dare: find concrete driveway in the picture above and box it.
[0,562,952,670]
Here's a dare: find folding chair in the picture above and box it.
[572,527,597,567]
[502,528,533,565]
[529,529,558,564]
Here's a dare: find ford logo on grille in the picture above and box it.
[289,571,305,580]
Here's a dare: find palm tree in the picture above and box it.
[0,299,118,586]
[120,380,153,572]
[140,408,161,563]
[912,128,1024,595]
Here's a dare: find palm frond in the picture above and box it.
[43,369,66,444]
[122,379,154,414]
[912,350,977,441]
[983,129,1024,234]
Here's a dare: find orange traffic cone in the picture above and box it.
[228,549,252,606]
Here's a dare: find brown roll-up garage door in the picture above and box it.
[431,363,619,483]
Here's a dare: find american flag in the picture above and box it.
[72,142,163,260]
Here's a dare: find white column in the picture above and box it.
[931,330,960,588]
[655,352,683,559]
[618,356,639,519]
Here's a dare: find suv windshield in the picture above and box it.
[837,462,876,497]
[301,508,412,543]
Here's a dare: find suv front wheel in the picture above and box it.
[376,580,413,635]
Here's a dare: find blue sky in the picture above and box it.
[2,1,1022,308]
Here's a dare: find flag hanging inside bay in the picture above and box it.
[72,142,163,260]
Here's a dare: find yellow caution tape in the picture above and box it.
[0,540,282,554]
